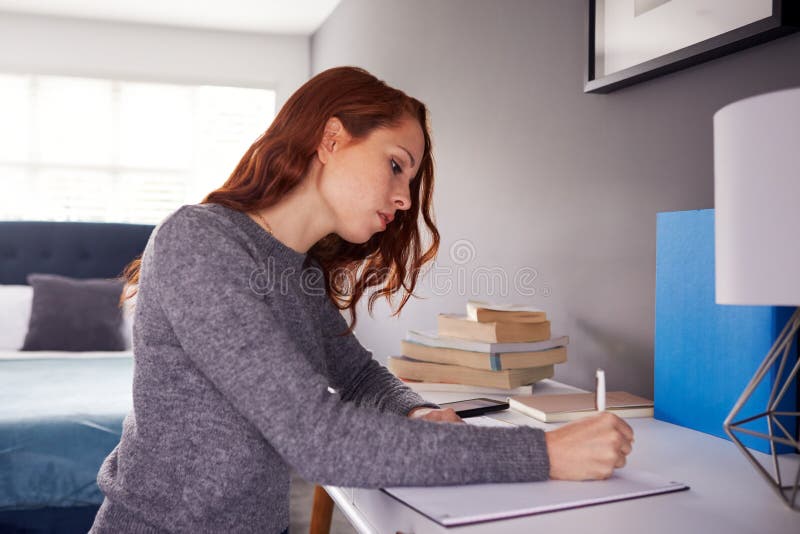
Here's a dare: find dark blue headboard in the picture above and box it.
[0,221,155,285]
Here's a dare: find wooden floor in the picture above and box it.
[290,470,356,534]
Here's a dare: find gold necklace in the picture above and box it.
[253,211,273,235]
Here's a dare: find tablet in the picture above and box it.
[439,398,509,418]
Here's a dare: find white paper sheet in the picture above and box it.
[383,469,688,526]
[462,415,516,428]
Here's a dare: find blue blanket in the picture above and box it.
[0,355,133,509]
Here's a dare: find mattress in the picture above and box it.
[0,352,133,509]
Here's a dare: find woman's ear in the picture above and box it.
[317,117,348,164]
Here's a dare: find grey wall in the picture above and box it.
[0,11,309,107]
[311,0,800,396]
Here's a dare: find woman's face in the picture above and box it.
[317,115,425,244]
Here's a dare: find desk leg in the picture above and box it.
[309,484,334,534]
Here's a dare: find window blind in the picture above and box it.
[0,73,276,224]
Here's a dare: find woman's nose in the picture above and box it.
[393,182,411,211]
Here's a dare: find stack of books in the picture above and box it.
[388,301,568,394]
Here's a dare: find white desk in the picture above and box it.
[326,380,799,534]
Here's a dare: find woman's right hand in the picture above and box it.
[544,412,635,480]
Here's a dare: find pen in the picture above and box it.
[595,368,606,412]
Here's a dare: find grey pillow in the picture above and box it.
[21,274,126,351]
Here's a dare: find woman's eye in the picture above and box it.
[390,159,402,175]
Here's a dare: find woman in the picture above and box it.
[91,66,633,533]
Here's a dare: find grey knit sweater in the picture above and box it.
[90,203,549,533]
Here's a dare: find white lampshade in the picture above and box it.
[714,87,800,306]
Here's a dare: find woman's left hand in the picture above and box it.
[407,406,464,423]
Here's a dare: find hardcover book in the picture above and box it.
[387,356,554,390]
[438,314,551,343]
[400,379,536,396]
[400,340,566,371]
[466,300,547,323]
[406,329,569,354]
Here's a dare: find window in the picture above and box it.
[0,74,276,224]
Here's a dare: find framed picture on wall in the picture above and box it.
[585,0,800,94]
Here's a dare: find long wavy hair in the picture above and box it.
[120,66,440,333]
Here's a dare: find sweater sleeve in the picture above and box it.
[318,300,439,416]
[151,206,550,488]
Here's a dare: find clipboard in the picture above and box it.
[383,469,689,527]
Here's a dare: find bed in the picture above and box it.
[0,220,153,533]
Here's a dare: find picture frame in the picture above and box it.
[585,0,800,94]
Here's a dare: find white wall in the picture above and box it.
[0,11,309,106]
[311,0,800,396]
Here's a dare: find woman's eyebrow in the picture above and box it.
[398,145,416,168]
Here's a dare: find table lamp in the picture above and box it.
[714,87,800,510]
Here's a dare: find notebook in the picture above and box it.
[508,391,654,423]
[383,470,688,526]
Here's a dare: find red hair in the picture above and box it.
[121,66,440,332]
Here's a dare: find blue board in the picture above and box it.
[654,209,797,454]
